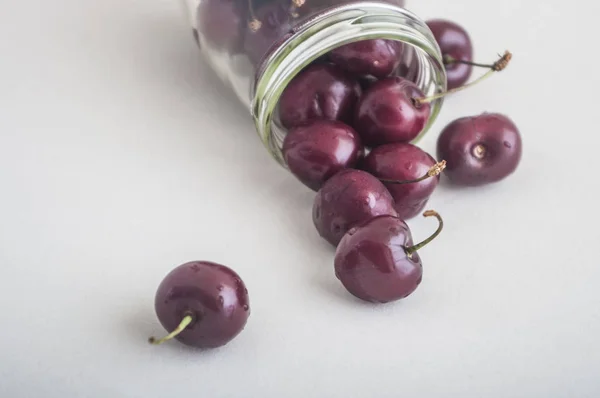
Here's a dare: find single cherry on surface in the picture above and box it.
[426,19,473,90]
[329,39,404,79]
[335,210,443,303]
[313,169,397,247]
[197,0,246,52]
[362,143,444,219]
[149,261,250,349]
[278,64,361,129]
[283,120,363,191]
[354,77,431,146]
[436,113,522,186]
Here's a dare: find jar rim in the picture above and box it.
[251,2,447,167]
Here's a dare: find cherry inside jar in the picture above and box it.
[184,0,446,166]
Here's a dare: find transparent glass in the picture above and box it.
[182,0,446,166]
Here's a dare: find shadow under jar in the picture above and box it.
[184,0,447,166]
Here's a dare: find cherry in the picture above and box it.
[278,64,361,129]
[335,211,443,303]
[362,143,444,219]
[149,261,250,349]
[197,0,246,52]
[243,2,293,67]
[436,113,522,186]
[329,39,404,79]
[283,120,363,191]
[426,19,473,90]
[313,169,397,246]
[354,77,431,146]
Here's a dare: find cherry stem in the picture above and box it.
[148,314,193,345]
[379,161,446,185]
[405,210,444,257]
[413,51,512,105]
[247,0,262,31]
[444,55,496,69]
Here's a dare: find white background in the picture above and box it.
[1,0,599,397]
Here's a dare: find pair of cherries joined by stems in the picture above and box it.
[149,5,522,349]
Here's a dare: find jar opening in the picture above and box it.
[251,2,446,167]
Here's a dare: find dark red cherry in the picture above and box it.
[313,169,397,246]
[278,64,361,129]
[283,120,363,191]
[437,113,522,186]
[335,211,443,303]
[362,143,441,219]
[354,77,431,146]
[197,0,245,52]
[426,19,473,90]
[243,2,293,67]
[329,39,404,79]
[150,261,250,349]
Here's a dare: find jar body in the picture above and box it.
[183,0,446,165]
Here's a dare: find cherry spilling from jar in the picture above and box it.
[188,0,520,317]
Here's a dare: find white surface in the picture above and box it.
[0,0,599,397]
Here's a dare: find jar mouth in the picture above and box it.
[251,2,447,167]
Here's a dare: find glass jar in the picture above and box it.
[182,0,446,166]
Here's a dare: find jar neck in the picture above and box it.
[251,2,446,167]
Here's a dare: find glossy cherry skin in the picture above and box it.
[243,2,293,67]
[197,0,245,52]
[154,261,250,348]
[437,113,522,186]
[278,64,361,129]
[362,143,439,219]
[283,120,363,191]
[335,215,422,303]
[354,77,431,146]
[329,39,404,79]
[313,169,397,246]
[426,19,473,90]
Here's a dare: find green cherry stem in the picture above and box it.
[413,51,512,105]
[405,210,444,257]
[148,314,194,345]
[444,55,495,69]
[379,160,446,185]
